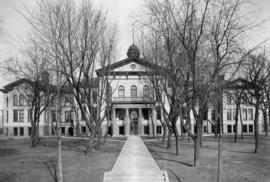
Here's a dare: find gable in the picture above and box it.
[96,58,167,76]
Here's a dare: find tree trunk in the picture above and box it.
[180,120,184,140]
[239,108,244,139]
[162,125,166,144]
[174,126,179,155]
[234,104,239,143]
[86,130,96,157]
[263,110,268,136]
[254,101,259,153]
[31,123,37,147]
[194,117,202,166]
[95,128,103,150]
[167,129,172,149]
[217,135,222,182]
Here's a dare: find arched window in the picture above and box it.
[19,94,24,106]
[143,85,150,97]
[131,85,137,97]
[13,94,18,106]
[118,86,125,97]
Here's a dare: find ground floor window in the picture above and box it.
[156,126,162,134]
[61,127,65,135]
[81,126,87,134]
[119,126,125,135]
[28,127,32,136]
[242,125,247,133]
[203,125,208,133]
[227,125,232,133]
[13,127,18,136]
[20,127,24,136]
[211,124,215,133]
[249,124,253,133]
[144,125,150,135]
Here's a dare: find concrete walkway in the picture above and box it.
[103,135,169,182]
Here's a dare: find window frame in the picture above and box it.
[13,94,18,106]
[130,85,137,98]
[118,86,125,97]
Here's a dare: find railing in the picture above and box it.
[112,96,154,103]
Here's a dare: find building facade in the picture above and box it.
[0,44,267,137]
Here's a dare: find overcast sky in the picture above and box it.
[1,0,270,86]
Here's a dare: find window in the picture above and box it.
[249,124,253,133]
[13,110,18,122]
[118,86,125,97]
[6,111,8,123]
[81,106,86,121]
[211,110,215,121]
[248,109,253,120]
[233,109,236,120]
[19,94,24,106]
[13,94,18,106]
[156,86,162,101]
[13,127,18,136]
[116,109,125,120]
[182,107,187,119]
[227,94,231,104]
[65,111,70,123]
[157,106,161,120]
[6,97,8,107]
[51,110,56,122]
[203,126,207,133]
[65,96,71,105]
[28,127,32,136]
[28,110,31,122]
[242,124,247,133]
[203,109,208,120]
[61,127,65,135]
[142,108,150,120]
[81,126,87,134]
[242,109,247,120]
[156,126,162,134]
[144,125,150,135]
[227,109,232,121]
[119,126,125,135]
[131,85,137,97]
[143,85,150,97]
[92,90,98,103]
[19,110,24,123]
[91,107,97,120]
[20,127,24,136]
[227,125,232,133]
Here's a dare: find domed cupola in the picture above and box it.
[127,44,140,59]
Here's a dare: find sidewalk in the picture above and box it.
[103,135,169,182]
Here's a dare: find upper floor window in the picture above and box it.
[118,86,125,97]
[13,94,18,106]
[19,94,24,106]
[65,96,71,105]
[92,90,98,103]
[227,94,232,104]
[143,85,150,97]
[156,86,162,101]
[131,85,137,97]
[6,97,8,107]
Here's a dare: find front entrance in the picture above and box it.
[130,109,138,135]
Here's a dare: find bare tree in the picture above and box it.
[25,0,117,156]
[2,44,54,147]
[140,0,255,166]
[241,51,270,153]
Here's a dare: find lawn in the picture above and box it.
[0,137,125,182]
[145,135,270,182]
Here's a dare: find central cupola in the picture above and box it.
[127,44,140,59]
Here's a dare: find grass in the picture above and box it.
[0,137,125,182]
[144,135,270,182]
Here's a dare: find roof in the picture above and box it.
[95,57,168,76]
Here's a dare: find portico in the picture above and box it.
[112,104,155,136]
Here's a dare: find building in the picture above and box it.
[0,44,267,137]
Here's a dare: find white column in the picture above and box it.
[112,109,117,136]
[125,108,130,135]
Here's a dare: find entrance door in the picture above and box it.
[130,110,138,135]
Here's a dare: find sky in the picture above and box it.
[1,0,270,87]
